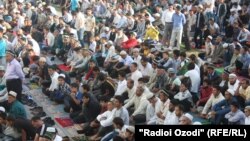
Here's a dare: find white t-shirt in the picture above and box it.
[184,69,201,93]
[204,0,215,13]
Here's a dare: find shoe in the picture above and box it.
[36,112,46,117]
[64,107,70,113]
[43,117,55,126]
[30,106,43,111]
[77,130,85,134]
[50,57,55,61]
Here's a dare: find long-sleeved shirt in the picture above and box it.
[202,93,225,114]
[146,98,162,125]
[161,9,175,23]
[44,32,55,48]
[5,59,25,80]
[239,53,250,69]
[49,72,59,91]
[9,100,27,119]
[75,12,85,30]
[245,116,250,125]
[0,39,6,57]
[237,30,250,42]
[130,70,142,87]
[124,94,149,116]
[105,46,116,62]
[115,79,127,96]
[172,12,186,29]
[85,15,95,32]
[164,112,180,125]
[100,107,129,127]
[225,109,245,124]
[174,90,192,102]
[97,110,113,127]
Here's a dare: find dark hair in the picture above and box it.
[203,79,211,85]
[93,66,100,72]
[189,54,197,61]
[242,79,250,85]
[6,115,15,122]
[180,52,186,57]
[83,93,90,99]
[131,62,138,68]
[187,62,195,70]
[173,50,180,57]
[127,79,134,85]
[98,73,106,81]
[31,116,41,121]
[0,112,7,120]
[82,84,90,91]
[118,71,126,78]
[231,101,239,108]
[176,104,184,112]
[113,117,124,127]
[212,85,221,91]
[70,83,79,88]
[113,95,124,104]
[48,65,57,70]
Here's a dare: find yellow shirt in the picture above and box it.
[144,26,159,41]
[239,86,250,100]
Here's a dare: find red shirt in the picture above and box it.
[121,38,138,49]
[199,86,213,104]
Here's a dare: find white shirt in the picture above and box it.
[133,55,142,66]
[245,116,250,125]
[105,46,116,62]
[202,93,225,114]
[45,32,55,47]
[63,12,73,23]
[49,72,59,91]
[126,86,136,100]
[97,110,114,127]
[124,94,149,116]
[184,69,201,93]
[89,41,97,52]
[31,39,40,56]
[164,112,179,125]
[130,70,143,87]
[75,12,85,30]
[204,0,215,13]
[116,16,128,29]
[174,90,192,102]
[146,98,162,125]
[228,80,240,92]
[161,9,175,23]
[113,14,121,25]
[115,79,127,96]
[157,99,170,124]
[139,63,153,77]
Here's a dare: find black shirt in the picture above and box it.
[14,119,36,140]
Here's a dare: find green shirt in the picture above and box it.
[9,100,27,119]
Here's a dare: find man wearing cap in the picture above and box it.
[210,89,238,124]
[207,36,224,64]
[8,91,27,119]
[146,93,161,124]
[152,64,168,93]
[0,66,7,104]
[228,73,240,92]
[0,27,6,66]
[5,50,24,101]
[156,89,170,124]
[121,32,138,49]
[166,68,181,90]
[179,113,193,125]
[224,45,241,73]
[169,4,186,49]
[203,35,214,58]
[112,51,133,76]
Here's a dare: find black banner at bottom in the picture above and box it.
[136,125,250,140]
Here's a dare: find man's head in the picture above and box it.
[58,74,66,85]
[48,65,56,76]
[7,91,17,104]
[127,79,134,89]
[135,86,144,97]
[70,83,79,94]
[244,106,250,117]
[175,104,184,117]
[230,101,239,113]
[31,116,43,128]
[5,50,15,62]
[159,89,169,103]
[82,84,90,93]
[113,95,124,108]
[225,89,234,99]
[212,85,221,97]
[229,73,237,84]
[83,93,90,105]
[241,79,249,89]
[130,62,138,72]
[179,113,193,125]
[118,71,126,81]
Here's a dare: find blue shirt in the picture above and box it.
[0,39,6,57]
[5,59,25,80]
[240,53,250,69]
[172,12,186,29]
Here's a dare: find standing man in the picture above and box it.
[5,50,24,101]
[0,27,6,66]
[194,5,205,49]
[169,4,186,50]
[161,4,175,45]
